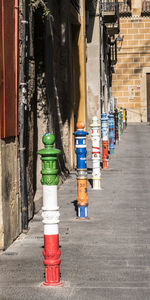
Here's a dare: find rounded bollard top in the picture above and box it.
[90,116,100,127]
[37,133,61,156]
[101,112,108,121]
[42,133,55,146]
[76,121,85,130]
[108,111,114,118]
[73,122,88,137]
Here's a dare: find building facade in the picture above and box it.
[0,0,87,249]
[112,0,150,122]
[2,0,148,250]
[86,0,120,129]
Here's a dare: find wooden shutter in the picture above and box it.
[0,0,18,138]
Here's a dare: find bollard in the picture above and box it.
[73,122,89,219]
[108,111,115,154]
[118,108,121,141]
[125,108,127,128]
[90,116,101,190]
[114,108,119,145]
[37,133,63,286]
[123,108,126,131]
[101,113,109,169]
[120,108,123,136]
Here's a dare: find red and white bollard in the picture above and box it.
[38,133,63,286]
[90,116,101,189]
[42,186,62,286]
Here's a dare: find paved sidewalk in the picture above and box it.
[0,123,150,300]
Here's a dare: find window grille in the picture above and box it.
[142,0,150,15]
[119,1,131,16]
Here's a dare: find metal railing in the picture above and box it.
[118,1,150,16]
[71,0,80,13]
[119,2,131,16]
[100,0,119,13]
[100,0,119,23]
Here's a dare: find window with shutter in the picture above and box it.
[0,0,18,139]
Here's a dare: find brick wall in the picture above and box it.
[112,17,150,122]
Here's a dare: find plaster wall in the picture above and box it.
[86,16,101,133]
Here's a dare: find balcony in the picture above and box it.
[71,0,80,13]
[100,0,119,23]
[105,19,120,35]
[119,2,131,16]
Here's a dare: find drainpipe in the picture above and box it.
[14,0,20,232]
[20,0,28,231]
[99,1,104,114]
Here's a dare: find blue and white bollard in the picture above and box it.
[73,122,89,219]
[90,116,101,190]
[101,113,109,168]
[108,111,115,154]
[114,109,119,145]
[101,113,109,143]
[73,123,88,171]
[120,108,123,136]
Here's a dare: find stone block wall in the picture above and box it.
[112,17,150,122]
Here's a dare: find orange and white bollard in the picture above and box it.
[73,122,89,218]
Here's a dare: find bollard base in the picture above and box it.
[92,178,101,190]
[109,149,114,154]
[78,205,88,218]
[42,281,64,287]
[76,216,90,221]
[103,161,108,169]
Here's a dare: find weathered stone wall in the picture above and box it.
[0,0,84,249]
[0,139,20,250]
[27,1,77,211]
[0,142,4,249]
[112,17,150,122]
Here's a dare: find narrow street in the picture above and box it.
[0,123,150,300]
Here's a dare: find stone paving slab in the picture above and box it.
[0,123,150,299]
